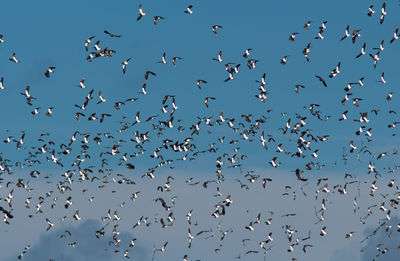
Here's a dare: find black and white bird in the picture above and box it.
[97,91,107,104]
[122,58,132,74]
[137,4,146,21]
[172,57,183,66]
[390,28,399,43]
[157,52,167,64]
[303,43,311,62]
[355,42,366,58]
[44,67,56,78]
[204,97,216,108]
[340,25,350,41]
[367,4,375,16]
[0,77,4,90]
[380,2,387,24]
[319,20,328,30]
[329,61,341,78]
[153,16,165,25]
[139,83,148,95]
[46,107,54,117]
[295,84,305,94]
[212,50,223,62]
[73,210,81,221]
[369,51,380,68]
[196,79,207,90]
[212,25,223,35]
[289,32,299,42]
[280,56,289,65]
[78,78,87,88]
[84,36,95,51]
[184,5,194,14]
[243,48,252,58]
[351,29,362,44]
[304,21,311,30]
[9,52,20,63]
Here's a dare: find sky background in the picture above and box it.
[1,0,400,260]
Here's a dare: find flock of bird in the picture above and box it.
[1,1,400,260]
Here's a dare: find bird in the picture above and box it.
[319,20,328,30]
[104,30,121,38]
[295,169,308,181]
[157,52,167,64]
[196,79,207,89]
[280,56,289,65]
[304,21,311,30]
[73,210,81,221]
[212,50,223,62]
[45,218,54,231]
[139,83,148,95]
[303,43,311,62]
[243,48,252,58]
[137,4,146,21]
[355,42,366,58]
[373,40,384,51]
[289,32,299,42]
[212,25,223,35]
[184,5,194,14]
[303,244,313,253]
[329,61,341,78]
[78,78,87,88]
[0,77,4,90]
[145,71,156,80]
[390,28,399,43]
[339,111,348,121]
[379,72,386,84]
[84,36,95,51]
[340,25,350,41]
[367,4,375,16]
[320,226,327,236]
[172,57,183,66]
[9,52,20,63]
[46,107,54,117]
[122,58,132,74]
[44,67,56,78]
[380,2,387,24]
[153,16,165,25]
[295,84,305,94]
[315,75,327,87]
[369,51,380,68]
[204,97,216,108]
[97,91,107,104]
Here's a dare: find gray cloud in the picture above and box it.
[360,217,400,261]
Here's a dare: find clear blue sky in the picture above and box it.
[0,0,399,260]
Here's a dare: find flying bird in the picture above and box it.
[212,25,223,35]
[122,58,132,74]
[137,4,146,21]
[184,5,194,14]
[153,16,165,25]
[9,52,20,63]
[44,67,56,78]
[315,75,327,87]
[104,30,121,37]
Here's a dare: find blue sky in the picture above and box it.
[1,0,400,260]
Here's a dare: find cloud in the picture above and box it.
[8,219,148,261]
[360,216,400,261]
[330,247,360,261]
